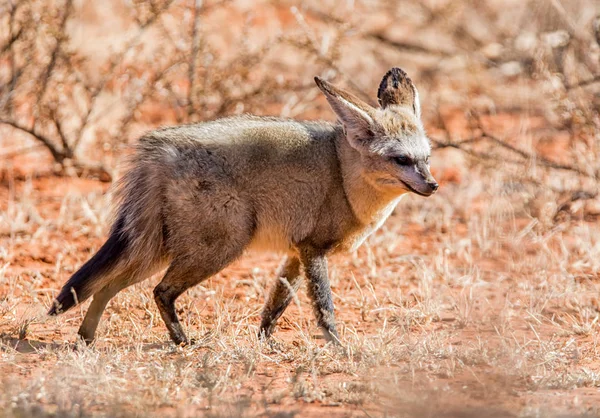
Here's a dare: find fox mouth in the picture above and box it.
[399,180,434,197]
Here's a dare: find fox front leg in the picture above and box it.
[299,246,340,344]
[260,256,302,338]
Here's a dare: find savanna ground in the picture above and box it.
[2,0,600,416]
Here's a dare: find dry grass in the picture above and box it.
[2,0,600,417]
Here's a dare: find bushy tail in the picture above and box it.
[48,218,128,315]
[48,140,168,315]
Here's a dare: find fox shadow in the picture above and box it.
[0,336,63,354]
[0,335,173,353]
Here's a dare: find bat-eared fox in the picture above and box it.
[48,67,438,346]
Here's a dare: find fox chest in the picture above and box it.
[338,197,402,253]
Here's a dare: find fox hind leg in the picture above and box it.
[153,260,208,345]
[78,262,165,344]
[78,283,127,344]
[155,182,255,344]
[154,246,247,345]
[153,226,252,345]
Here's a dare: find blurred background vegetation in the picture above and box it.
[0,0,599,218]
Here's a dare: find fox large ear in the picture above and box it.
[315,76,376,147]
[377,67,420,119]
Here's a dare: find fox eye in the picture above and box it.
[394,156,412,166]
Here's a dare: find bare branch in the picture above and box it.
[188,0,203,117]
[35,0,74,109]
[431,109,598,184]
[0,119,65,163]
[1,2,21,112]
[367,33,453,57]
[565,75,600,90]
[49,108,72,157]
[0,26,22,54]
[115,60,183,141]
[471,112,595,179]
[548,0,590,42]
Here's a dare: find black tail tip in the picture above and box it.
[47,301,61,316]
[47,296,74,316]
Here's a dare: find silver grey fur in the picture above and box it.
[48,68,438,345]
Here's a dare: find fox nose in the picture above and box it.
[428,182,439,192]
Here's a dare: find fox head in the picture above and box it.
[315,68,438,197]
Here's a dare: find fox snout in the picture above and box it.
[422,170,439,195]
[427,180,439,193]
[415,175,438,197]
[395,160,438,197]
[403,178,438,196]
[423,171,439,195]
